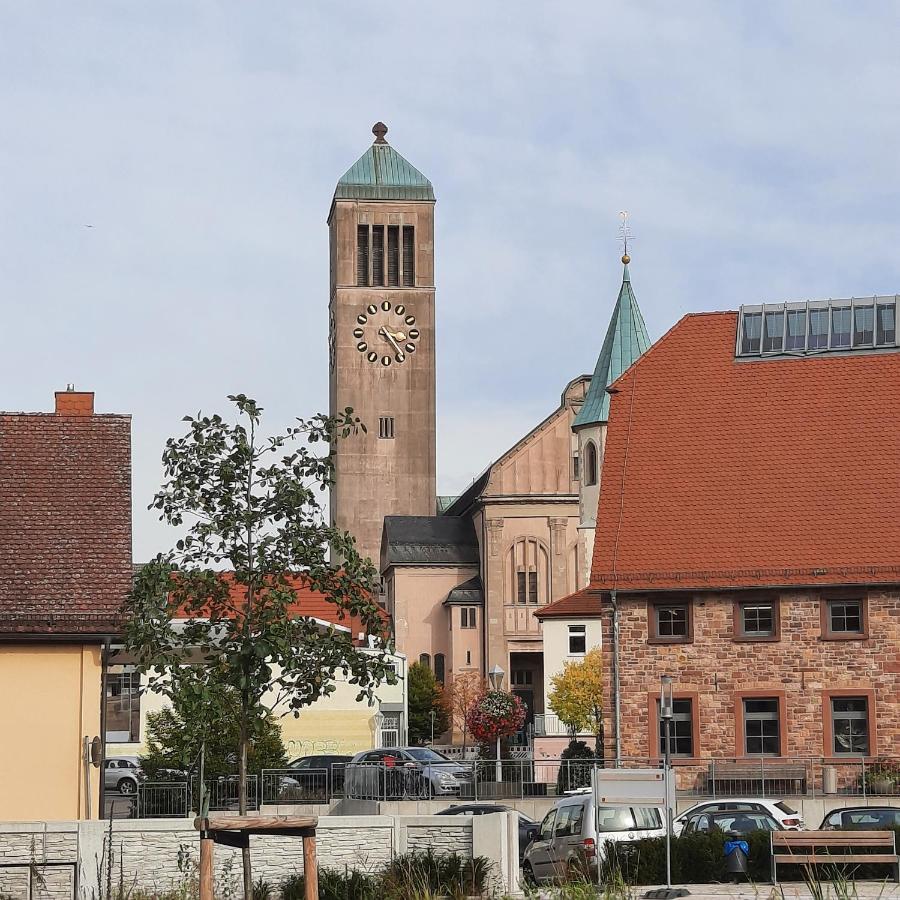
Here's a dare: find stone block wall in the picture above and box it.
[0,814,502,899]
[603,588,900,782]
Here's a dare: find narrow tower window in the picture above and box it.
[378,417,395,440]
[402,226,415,286]
[372,225,385,286]
[356,225,369,286]
[387,226,400,286]
[584,441,598,486]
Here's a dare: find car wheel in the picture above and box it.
[117,778,137,795]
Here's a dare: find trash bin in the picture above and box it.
[823,765,837,795]
[724,838,749,879]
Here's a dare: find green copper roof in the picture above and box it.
[335,124,434,202]
[573,262,651,428]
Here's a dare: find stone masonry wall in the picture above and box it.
[603,588,900,789]
[0,815,482,899]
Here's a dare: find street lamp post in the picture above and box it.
[660,675,674,894]
[488,664,505,783]
[430,710,436,746]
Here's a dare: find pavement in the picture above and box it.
[534,885,900,899]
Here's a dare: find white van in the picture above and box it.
[522,791,665,885]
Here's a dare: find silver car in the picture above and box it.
[523,791,665,885]
[104,756,143,795]
[345,747,473,799]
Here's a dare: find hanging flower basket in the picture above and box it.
[465,690,527,744]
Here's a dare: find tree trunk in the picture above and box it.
[239,713,252,899]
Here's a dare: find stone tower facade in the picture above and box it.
[328,124,437,563]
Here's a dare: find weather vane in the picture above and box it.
[619,210,632,264]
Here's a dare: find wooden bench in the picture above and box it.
[708,761,806,795]
[771,830,900,884]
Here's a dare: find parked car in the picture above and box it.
[522,790,665,885]
[820,806,900,830]
[673,798,804,835]
[345,748,474,799]
[681,810,782,835]
[288,754,352,795]
[436,804,539,862]
[104,757,144,795]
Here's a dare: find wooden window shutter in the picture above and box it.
[372,225,385,286]
[387,226,400,286]
[402,226,415,286]
[356,225,369,286]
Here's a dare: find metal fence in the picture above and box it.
[129,757,900,815]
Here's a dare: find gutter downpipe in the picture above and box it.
[611,590,621,765]
[99,638,111,818]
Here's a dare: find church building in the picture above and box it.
[328,124,651,743]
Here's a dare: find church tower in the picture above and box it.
[572,253,651,587]
[328,123,437,564]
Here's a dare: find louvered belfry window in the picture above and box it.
[387,226,400,286]
[372,225,385,286]
[356,225,369,286]
[402,226,415,286]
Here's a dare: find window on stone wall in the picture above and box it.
[461,607,477,628]
[649,601,692,643]
[508,537,548,606]
[821,597,867,639]
[734,598,779,640]
[419,653,431,669]
[658,698,694,757]
[743,698,781,756]
[830,696,870,755]
[434,653,445,684]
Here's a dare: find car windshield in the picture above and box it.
[774,801,798,815]
[405,748,453,762]
[703,813,777,833]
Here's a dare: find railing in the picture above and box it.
[129,757,900,815]
[533,714,596,737]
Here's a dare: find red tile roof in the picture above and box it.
[591,311,900,592]
[0,408,132,635]
[173,572,388,644]
[534,588,603,619]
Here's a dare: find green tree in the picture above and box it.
[407,662,449,745]
[123,395,394,899]
[547,646,605,758]
[140,684,288,780]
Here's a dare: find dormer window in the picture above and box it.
[737,298,899,358]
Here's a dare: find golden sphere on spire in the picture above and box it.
[622,253,630,265]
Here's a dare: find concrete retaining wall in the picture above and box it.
[0,813,516,899]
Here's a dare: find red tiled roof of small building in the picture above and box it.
[0,396,132,635]
[171,572,388,645]
[534,587,603,619]
[590,310,900,591]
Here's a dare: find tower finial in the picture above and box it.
[372,122,388,144]
[619,210,631,264]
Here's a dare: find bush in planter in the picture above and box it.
[861,758,900,794]
[556,740,595,793]
[602,829,773,885]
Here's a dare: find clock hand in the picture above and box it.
[379,327,402,355]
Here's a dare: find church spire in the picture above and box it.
[573,252,651,428]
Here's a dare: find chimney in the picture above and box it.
[55,385,95,416]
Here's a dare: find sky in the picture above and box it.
[2,2,899,560]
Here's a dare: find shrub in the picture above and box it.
[556,740,595,793]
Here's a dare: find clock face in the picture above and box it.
[353,300,420,367]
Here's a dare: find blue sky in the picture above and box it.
[2,2,899,559]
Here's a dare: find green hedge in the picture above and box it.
[603,828,900,885]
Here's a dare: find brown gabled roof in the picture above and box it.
[534,588,603,619]
[0,395,132,636]
[591,311,900,592]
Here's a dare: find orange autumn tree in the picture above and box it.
[445,670,483,750]
[547,646,604,758]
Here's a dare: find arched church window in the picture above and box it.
[434,653,445,684]
[584,441,598,486]
[507,537,549,605]
[419,653,431,669]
